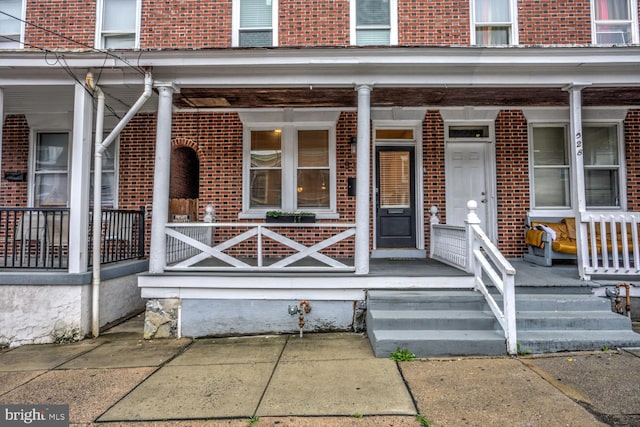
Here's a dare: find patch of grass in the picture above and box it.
[351,413,364,418]
[247,415,260,427]
[601,345,610,352]
[416,413,432,426]
[390,347,416,362]
[517,343,531,356]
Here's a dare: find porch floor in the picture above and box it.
[374,258,596,289]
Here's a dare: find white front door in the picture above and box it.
[445,142,495,239]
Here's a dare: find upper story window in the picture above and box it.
[592,0,639,44]
[233,0,278,47]
[351,0,398,46]
[0,0,25,49]
[471,0,518,45]
[96,0,140,49]
[530,124,625,210]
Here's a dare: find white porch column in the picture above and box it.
[68,83,93,273]
[149,84,175,273]
[355,84,371,274]
[565,84,590,278]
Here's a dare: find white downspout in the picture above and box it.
[89,72,153,338]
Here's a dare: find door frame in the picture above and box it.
[371,121,425,257]
[444,124,498,243]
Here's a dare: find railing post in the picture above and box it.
[465,200,481,274]
[503,272,518,355]
[138,207,145,259]
[429,205,439,258]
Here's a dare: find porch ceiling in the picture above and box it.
[174,86,640,109]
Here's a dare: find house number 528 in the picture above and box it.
[576,132,583,156]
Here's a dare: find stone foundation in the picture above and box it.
[144,299,180,339]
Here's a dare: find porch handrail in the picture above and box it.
[465,201,517,355]
[579,211,640,279]
[164,222,356,272]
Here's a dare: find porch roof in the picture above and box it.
[1,45,640,116]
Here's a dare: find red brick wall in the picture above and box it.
[495,110,530,258]
[280,0,349,46]
[19,0,633,50]
[518,0,592,45]
[1,115,30,207]
[25,0,96,50]
[140,0,231,49]
[422,111,446,249]
[400,1,470,45]
[625,109,640,212]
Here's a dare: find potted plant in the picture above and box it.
[266,210,316,223]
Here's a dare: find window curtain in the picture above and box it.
[596,0,629,20]
[474,0,510,45]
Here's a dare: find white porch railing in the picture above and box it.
[580,211,640,279]
[164,222,356,272]
[430,202,518,355]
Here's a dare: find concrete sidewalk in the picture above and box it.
[0,316,638,427]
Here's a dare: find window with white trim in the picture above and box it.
[351,0,398,46]
[531,126,571,209]
[244,126,335,215]
[0,0,24,49]
[591,0,639,44]
[33,133,71,208]
[96,0,140,49]
[530,124,624,209]
[233,0,278,47]
[471,0,518,45]
[583,125,623,207]
[31,132,118,208]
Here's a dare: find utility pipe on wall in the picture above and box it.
[88,72,153,338]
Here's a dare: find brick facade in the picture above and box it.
[0,115,30,207]
[495,110,530,258]
[18,0,640,50]
[2,1,640,261]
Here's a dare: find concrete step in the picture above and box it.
[367,309,498,331]
[368,290,487,311]
[499,294,613,312]
[517,330,640,353]
[516,311,632,331]
[370,329,506,358]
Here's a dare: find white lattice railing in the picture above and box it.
[580,211,640,278]
[164,222,356,272]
